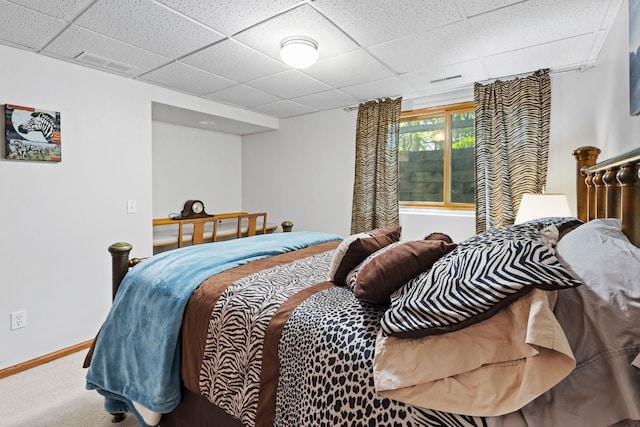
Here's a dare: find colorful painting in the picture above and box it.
[4,104,61,162]
[631,0,640,116]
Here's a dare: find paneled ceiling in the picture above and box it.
[0,0,623,132]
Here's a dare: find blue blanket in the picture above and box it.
[86,231,341,426]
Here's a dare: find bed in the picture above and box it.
[84,145,640,427]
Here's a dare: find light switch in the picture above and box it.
[127,200,137,214]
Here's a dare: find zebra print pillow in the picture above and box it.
[380,220,582,339]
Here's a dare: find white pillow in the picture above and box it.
[556,218,640,295]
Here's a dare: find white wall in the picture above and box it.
[0,47,150,369]
[593,0,640,156]
[0,44,273,369]
[242,108,357,238]
[152,121,242,217]
[547,68,599,215]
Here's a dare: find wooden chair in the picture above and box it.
[236,213,268,238]
[177,217,218,248]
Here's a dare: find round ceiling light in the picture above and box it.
[280,36,318,69]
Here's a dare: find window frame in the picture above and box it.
[399,101,475,210]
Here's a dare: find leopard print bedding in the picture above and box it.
[275,286,487,427]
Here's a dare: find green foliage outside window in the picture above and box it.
[399,106,475,207]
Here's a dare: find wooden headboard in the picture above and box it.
[573,146,640,247]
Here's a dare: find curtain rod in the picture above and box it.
[342,97,397,112]
[477,64,593,85]
[342,64,594,112]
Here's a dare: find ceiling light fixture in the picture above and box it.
[280,36,318,69]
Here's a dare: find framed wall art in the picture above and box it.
[4,104,61,162]
[630,0,640,116]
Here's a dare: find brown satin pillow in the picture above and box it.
[424,232,454,243]
[353,240,457,305]
[329,226,401,285]
[557,219,583,241]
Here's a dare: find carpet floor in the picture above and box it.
[0,350,139,427]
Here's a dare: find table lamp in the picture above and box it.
[514,193,571,224]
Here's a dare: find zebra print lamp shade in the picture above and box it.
[515,194,571,224]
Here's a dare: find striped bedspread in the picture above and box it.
[180,241,487,427]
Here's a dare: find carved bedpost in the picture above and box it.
[603,167,621,218]
[593,170,606,218]
[617,162,640,247]
[109,242,132,301]
[573,146,601,222]
[106,242,133,423]
[281,221,294,232]
[585,173,596,221]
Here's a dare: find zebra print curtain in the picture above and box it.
[474,69,551,233]
[350,97,402,234]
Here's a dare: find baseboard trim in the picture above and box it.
[0,340,93,380]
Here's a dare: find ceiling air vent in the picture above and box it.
[75,52,138,74]
[429,74,462,84]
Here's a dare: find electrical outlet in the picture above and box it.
[11,310,26,330]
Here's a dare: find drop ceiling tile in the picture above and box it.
[181,39,287,83]
[0,1,67,50]
[313,0,462,47]
[0,0,621,121]
[303,49,395,88]
[7,0,93,20]
[234,4,359,63]
[44,25,170,76]
[400,60,488,94]
[469,0,611,57]
[251,100,317,118]
[247,70,332,99]
[292,89,359,110]
[370,22,478,74]
[483,35,593,78]
[74,0,224,58]
[139,62,236,95]
[458,0,523,17]
[341,77,417,101]
[203,84,281,108]
[156,0,300,36]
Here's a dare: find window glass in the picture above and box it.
[399,102,475,208]
[450,111,475,204]
[399,116,445,203]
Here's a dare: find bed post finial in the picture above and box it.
[281,221,294,232]
[573,146,601,222]
[109,242,133,301]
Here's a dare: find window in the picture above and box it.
[399,101,475,209]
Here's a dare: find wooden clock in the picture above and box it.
[178,199,211,219]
